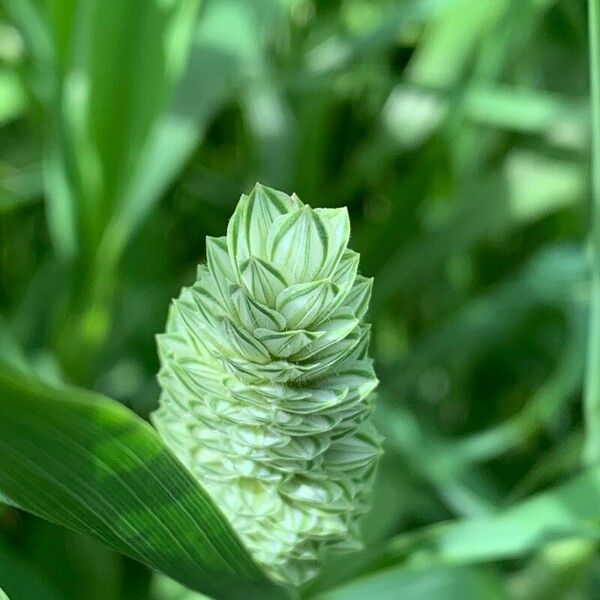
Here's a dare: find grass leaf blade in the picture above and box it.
[0,360,284,599]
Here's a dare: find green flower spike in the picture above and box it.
[153,184,382,586]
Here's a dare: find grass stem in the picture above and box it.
[584,0,600,465]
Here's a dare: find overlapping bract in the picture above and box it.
[153,184,381,586]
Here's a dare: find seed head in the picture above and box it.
[153,184,382,586]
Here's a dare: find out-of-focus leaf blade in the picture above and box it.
[373,153,585,304]
[0,70,27,125]
[397,245,587,374]
[0,316,29,372]
[105,0,293,261]
[0,360,284,599]
[509,432,584,501]
[376,401,501,517]
[152,574,211,600]
[311,467,600,595]
[313,565,507,600]
[0,540,63,600]
[0,162,43,215]
[407,0,508,88]
[381,466,600,569]
[450,307,585,464]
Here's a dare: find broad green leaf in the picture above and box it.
[0,587,9,600]
[0,360,285,599]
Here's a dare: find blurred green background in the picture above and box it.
[0,0,596,598]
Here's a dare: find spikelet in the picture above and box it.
[153,184,382,586]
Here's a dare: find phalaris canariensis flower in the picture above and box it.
[154,184,382,585]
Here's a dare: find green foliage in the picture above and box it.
[0,0,596,598]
